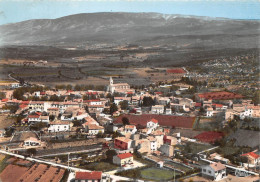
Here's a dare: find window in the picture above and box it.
[208,170,211,174]
[203,169,206,172]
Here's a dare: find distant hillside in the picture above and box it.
[0,12,259,48]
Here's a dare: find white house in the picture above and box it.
[151,105,164,114]
[23,137,41,147]
[114,97,131,105]
[48,120,71,132]
[113,153,133,166]
[207,107,214,117]
[146,119,159,134]
[85,99,102,106]
[202,162,227,181]
[124,125,137,134]
[147,136,157,151]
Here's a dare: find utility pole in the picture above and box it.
[68,153,70,170]
[174,168,175,182]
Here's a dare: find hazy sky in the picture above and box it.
[0,0,259,25]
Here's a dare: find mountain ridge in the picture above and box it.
[0,12,259,47]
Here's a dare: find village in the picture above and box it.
[0,67,259,182]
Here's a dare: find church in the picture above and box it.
[107,77,135,94]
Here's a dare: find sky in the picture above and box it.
[0,0,259,25]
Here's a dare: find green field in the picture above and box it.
[83,162,118,172]
[140,167,178,181]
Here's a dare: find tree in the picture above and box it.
[244,117,252,128]
[252,91,260,105]
[142,96,155,107]
[66,84,73,90]
[72,120,82,127]
[30,122,47,131]
[105,150,117,162]
[119,100,128,110]
[0,92,6,100]
[122,117,130,126]
[49,115,55,121]
[3,104,19,114]
[110,103,118,115]
[27,148,37,156]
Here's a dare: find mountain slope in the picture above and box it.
[0,12,259,47]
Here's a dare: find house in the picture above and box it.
[84,99,102,106]
[210,153,230,164]
[146,118,159,134]
[124,125,137,134]
[151,105,164,114]
[28,115,41,123]
[164,135,178,145]
[0,129,5,137]
[87,124,104,135]
[114,97,131,105]
[114,137,132,150]
[201,162,226,181]
[23,137,41,147]
[48,120,71,132]
[75,171,105,182]
[136,139,151,154]
[113,153,133,166]
[147,136,157,152]
[158,97,170,105]
[159,144,174,157]
[241,152,260,166]
[47,107,59,117]
[206,107,214,117]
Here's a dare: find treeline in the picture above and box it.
[55,84,106,91]
[13,86,49,100]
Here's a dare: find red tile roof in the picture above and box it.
[150,118,158,123]
[75,171,102,180]
[167,68,186,74]
[197,91,243,100]
[21,101,30,104]
[195,103,202,107]
[114,114,196,129]
[85,99,100,102]
[19,104,28,109]
[154,92,162,95]
[86,92,98,95]
[241,152,260,159]
[1,98,8,102]
[212,103,223,108]
[28,115,40,118]
[194,131,224,143]
[117,153,133,159]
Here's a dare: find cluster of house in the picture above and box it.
[194,91,260,120]
[111,119,179,167]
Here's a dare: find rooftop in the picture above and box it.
[117,152,133,159]
[75,171,102,180]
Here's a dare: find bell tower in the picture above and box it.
[110,77,113,85]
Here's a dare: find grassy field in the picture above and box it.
[178,142,213,154]
[83,162,118,172]
[140,167,177,181]
[0,114,16,129]
[0,155,10,173]
[189,142,213,154]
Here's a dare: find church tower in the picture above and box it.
[109,77,113,85]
